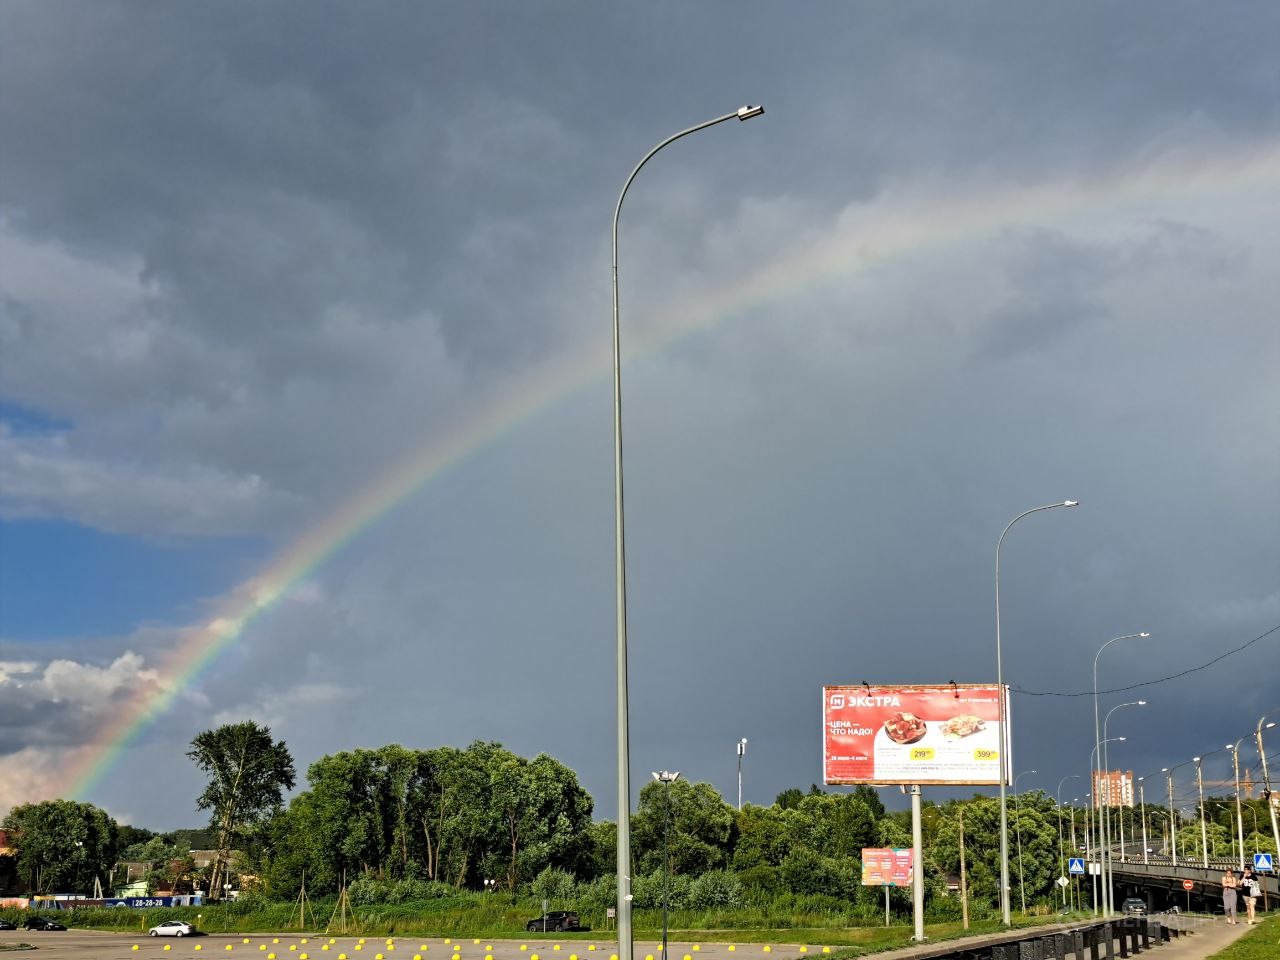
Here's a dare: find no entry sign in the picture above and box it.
[1182,880,1194,891]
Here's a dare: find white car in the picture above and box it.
[149,920,193,937]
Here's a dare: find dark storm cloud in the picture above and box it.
[1,1,1278,826]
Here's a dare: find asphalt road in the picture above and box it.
[0,931,827,960]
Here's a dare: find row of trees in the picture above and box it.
[4,720,1277,912]
[262,741,594,893]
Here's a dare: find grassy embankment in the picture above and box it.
[1206,912,1280,960]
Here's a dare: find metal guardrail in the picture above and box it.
[898,917,1190,960]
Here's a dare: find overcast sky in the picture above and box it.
[2,1,1278,832]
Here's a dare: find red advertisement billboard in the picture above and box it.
[823,683,1009,785]
[861,847,913,886]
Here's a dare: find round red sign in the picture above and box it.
[1182,880,1194,890]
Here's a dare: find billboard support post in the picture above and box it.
[911,785,925,942]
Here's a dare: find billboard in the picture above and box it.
[823,683,1009,785]
[861,847,913,886]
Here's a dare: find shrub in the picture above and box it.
[688,870,743,908]
[736,865,782,895]
[530,867,577,905]
[631,870,691,910]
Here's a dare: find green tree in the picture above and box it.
[788,791,880,858]
[2,799,118,894]
[931,797,1001,909]
[632,779,734,875]
[731,804,790,869]
[188,720,296,900]
[266,741,592,895]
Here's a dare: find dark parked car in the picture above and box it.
[24,916,68,930]
[526,911,581,932]
[1121,898,1147,916]
[0,919,18,930]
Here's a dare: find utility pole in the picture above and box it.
[959,807,969,930]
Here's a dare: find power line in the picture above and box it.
[1013,622,1280,697]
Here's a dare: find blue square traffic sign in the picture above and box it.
[1069,857,1086,875]
[1256,852,1274,872]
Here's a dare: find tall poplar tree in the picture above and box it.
[188,721,295,899]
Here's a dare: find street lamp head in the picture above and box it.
[736,105,765,120]
[1063,500,1080,507]
[1267,722,1277,730]
[1137,700,1147,705]
[1192,756,1201,763]
[1118,736,1127,741]
[1161,767,1170,773]
[1139,632,1151,637]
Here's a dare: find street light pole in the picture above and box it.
[1070,800,1081,911]
[1084,795,1095,913]
[1195,757,1209,868]
[1014,769,1037,914]
[995,500,1078,925]
[1138,777,1149,866]
[1227,739,1247,870]
[1088,738,1124,917]
[1161,759,1196,869]
[1256,716,1280,865]
[1056,775,1081,907]
[613,104,764,960]
[737,738,748,811]
[652,771,680,960]
[1101,699,1145,914]
[1092,634,1149,914]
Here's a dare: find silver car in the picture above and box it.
[149,920,193,937]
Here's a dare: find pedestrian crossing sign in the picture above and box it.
[1256,852,1274,872]
[1068,857,1086,875]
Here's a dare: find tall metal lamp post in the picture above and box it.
[737,738,748,811]
[1101,699,1145,912]
[994,500,1078,925]
[613,105,764,960]
[1257,717,1280,862]
[652,771,680,960]
[1092,634,1149,913]
[1161,758,1197,868]
[1189,749,1226,868]
[1088,737,1124,916]
[1227,738,1248,870]
[1056,774,1081,907]
[1137,776,1149,865]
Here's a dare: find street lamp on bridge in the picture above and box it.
[1101,699,1145,913]
[995,500,1078,925]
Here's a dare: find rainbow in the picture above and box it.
[63,139,1280,801]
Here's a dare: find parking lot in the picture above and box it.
[0,930,824,960]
